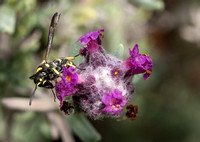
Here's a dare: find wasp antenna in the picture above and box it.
[29,85,37,106]
[44,12,61,62]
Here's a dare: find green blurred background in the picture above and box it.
[0,0,200,142]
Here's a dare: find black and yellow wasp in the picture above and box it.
[29,12,79,105]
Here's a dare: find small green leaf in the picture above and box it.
[134,0,164,10]
[66,114,101,142]
[0,6,16,34]
[113,43,124,59]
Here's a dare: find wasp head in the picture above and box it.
[29,71,54,88]
[29,71,54,106]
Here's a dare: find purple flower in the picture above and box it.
[76,29,104,45]
[102,89,127,115]
[54,29,152,119]
[76,29,104,53]
[55,66,78,107]
[124,44,152,80]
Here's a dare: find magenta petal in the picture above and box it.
[68,66,76,72]
[129,44,139,57]
[112,89,122,100]
[113,108,122,114]
[120,98,127,107]
[99,29,104,32]
[102,106,113,113]
[133,44,139,54]
[87,40,99,53]
[90,32,99,40]
[134,55,146,65]
[143,73,150,80]
[81,37,91,45]
[102,93,111,105]
[76,29,104,45]
[62,66,68,75]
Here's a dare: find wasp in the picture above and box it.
[29,12,80,105]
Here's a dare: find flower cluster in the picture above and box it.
[55,29,152,119]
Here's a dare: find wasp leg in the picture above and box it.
[65,61,85,70]
[65,53,80,60]
[65,61,76,68]
[51,89,56,102]
[39,60,46,65]
[76,66,86,70]
[65,57,76,60]
[52,68,61,77]
[29,85,38,106]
